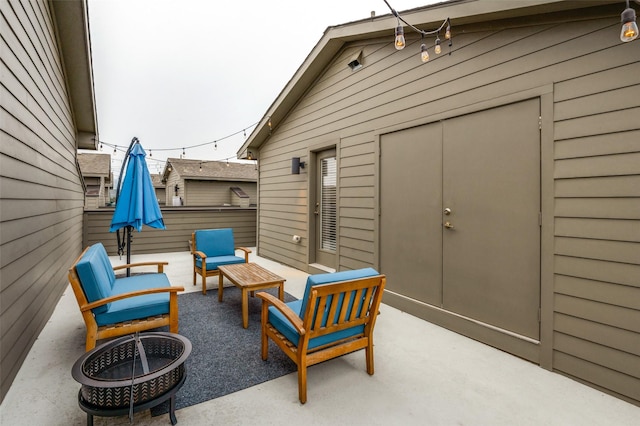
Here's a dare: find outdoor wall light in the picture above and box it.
[291,157,306,174]
[621,0,639,42]
[174,184,179,195]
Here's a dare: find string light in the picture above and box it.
[395,22,406,50]
[420,37,429,63]
[620,0,639,42]
[384,0,452,63]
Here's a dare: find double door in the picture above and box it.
[380,99,541,339]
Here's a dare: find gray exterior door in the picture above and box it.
[380,99,541,340]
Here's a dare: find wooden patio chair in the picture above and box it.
[257,268,386,403]
[191,228,251,294]
[68,243,183,351]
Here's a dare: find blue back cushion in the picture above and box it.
[299,268,380,317]
[75,243,116,314]
[195,228,235,257]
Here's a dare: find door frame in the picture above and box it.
[375,86,554,369]
[306,141,339,273]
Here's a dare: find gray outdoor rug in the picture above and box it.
[151,286,297,416]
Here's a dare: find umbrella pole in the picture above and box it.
[126,225,132,277]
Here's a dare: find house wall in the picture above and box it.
[186,180,257,206]
[0,0,86,402]
[256,8,639,405]
[164,172,182,205]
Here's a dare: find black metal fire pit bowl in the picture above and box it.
[72,332,192,426]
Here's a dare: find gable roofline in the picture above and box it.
[237,0,620,157]
[161,158,258,182]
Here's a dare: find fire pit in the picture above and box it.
[72,332,191,425]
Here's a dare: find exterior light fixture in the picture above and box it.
[621,0,638,42]
[291,157,306,174]
[435,36,442,54]
[199,162,202,171]
[395,24,406,50]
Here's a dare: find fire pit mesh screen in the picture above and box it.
[74,333,189,409]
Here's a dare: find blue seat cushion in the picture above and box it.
[195,228,236,257]
[269,268,380,350]
[94,273,171,326]
[195,255,246,271]
[75,243,116,314]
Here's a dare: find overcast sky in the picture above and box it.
[87,0,439,175]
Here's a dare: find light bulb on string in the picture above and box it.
[199,162,202,172]
[435,36,442,55]
[214,141,217,151]
[395,24,406,50]
[445,20,451,40]
[420,43,430,63]
[620,4,638,42]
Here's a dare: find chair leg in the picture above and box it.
[201,274,207,295]
[298,364,307,404]
[193,268,196,286]
[365,340,375,375]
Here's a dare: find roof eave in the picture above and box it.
[50,0,99,150]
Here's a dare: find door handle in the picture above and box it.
[314,202,319,215]
[444,221,454,229]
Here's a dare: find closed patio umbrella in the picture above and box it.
[110,137,165,276]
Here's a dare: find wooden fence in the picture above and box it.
[83,207,257,255]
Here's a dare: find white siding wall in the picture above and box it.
[0,0,86,401]
[257,10,639,405]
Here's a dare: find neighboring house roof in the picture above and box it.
[151,174,165,188]
[77,153,111,178]
[162,158,258,182]
[238,0,620,157]
[50,0,98,150]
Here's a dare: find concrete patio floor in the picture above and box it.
[1,249,638,425]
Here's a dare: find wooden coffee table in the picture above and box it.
[217,263,286,328]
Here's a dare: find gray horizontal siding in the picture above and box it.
[0,0,84,403]
[553,50,640,405]
[83,208,257,255]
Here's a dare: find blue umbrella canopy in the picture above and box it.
[110,141,165,232]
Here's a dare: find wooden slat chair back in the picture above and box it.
[68,243,183,351]
[191,228,251,294]
[258,268,386,403]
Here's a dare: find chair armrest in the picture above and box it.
[193,250,207,260]
[257,292,305,334]
[113,261,169,273]
[81,286,184,312]
[236,247,251,262]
